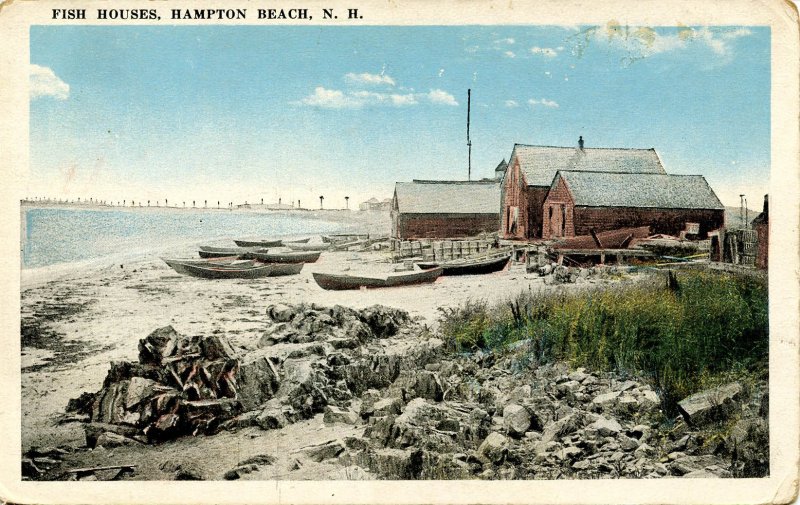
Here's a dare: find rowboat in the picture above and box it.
[234,239,284,248]
[163,257,258,276]
[286,243,331,252]
[198,246,261,258]
[286,237,311,244]
[268,263,304,276]
[417,253,511,276]
[322,233,370,243]
[312,267,442,290]
[245,250,321,263]
[165,260,275,279]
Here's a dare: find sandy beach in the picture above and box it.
[21,240,556,451]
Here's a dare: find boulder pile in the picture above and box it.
[62,302,768,481]
[67,304,415,447]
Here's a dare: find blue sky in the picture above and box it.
[29,24,770,207]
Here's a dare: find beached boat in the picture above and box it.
[198,246,261,258]
[165,259,275,279]
[246,250,321,263]
[416,253,511,276]
[286,237,311,244]
[286,243,331,252]
[322,233,370,243]
[163,257,257,276]
[234,239,283,248]
[268,263,304,276]
[312,267,442,290]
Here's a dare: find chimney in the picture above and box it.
[578,136,584,150]
[762,194,768,219]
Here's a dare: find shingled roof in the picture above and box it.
[394,181,501,214]
[554,171,724,210]
[510,144,666,187]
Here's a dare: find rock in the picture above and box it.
[199,335,237,360]
[303,439,346,462]
[555,380,581,398]
[362,448,423,479]
[509,385,532,401]
[477,432,508,464]
[372,397,403,417]
[568,368,588,382]
[541,413,580,444]
[677,382,743,426]
[618,434,640,451]
[358,305,409,338]
[683,469,717,478]
[588,416,622,437]
[436,418,460,432]
[615,380,638,392]
[256,400,289,430]
[138,326,180,365]
[572,459,591,470]
[236,354,280,411]
[84,422,140,448]
[268,303,296,322]
[410,371,443,402]
[95,431,141,448]
[556,446,583,461]
[592,391,621,408]
[502,404,531,437]
[125,377,163,410]
[323,406,359,425]
[66,392,96,416]
[640,389,660,407]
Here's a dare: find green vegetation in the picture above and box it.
[438,270,768,415]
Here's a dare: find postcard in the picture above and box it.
[1,0,798,504]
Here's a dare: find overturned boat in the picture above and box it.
[312,267,442,290]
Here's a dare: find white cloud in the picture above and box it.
[504,100,519,108]
[344,72,396,86]
[30,64,69,100]
[427,89,458,106]
[494,37,515,45]
[390,93,418,106]
[530,46,558,58]
[528,98,559,108]
[297,87,457,108]
[503,51,516,58]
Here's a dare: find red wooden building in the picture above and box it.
[500,141,667,239]
[541,171,725,239]
[391,180,501,239]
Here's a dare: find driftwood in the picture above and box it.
[67,464,137,473]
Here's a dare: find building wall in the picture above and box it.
[527,187,550,240]
[569,206,725,238]
[394,213,500,239]
[541,177,575,239]
[500,160,529,239]
[754,221,768,269]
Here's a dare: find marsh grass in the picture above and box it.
[438,270,768,415]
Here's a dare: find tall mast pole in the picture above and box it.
[467,89,472,181]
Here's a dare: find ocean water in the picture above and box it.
[21,207,346,269]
